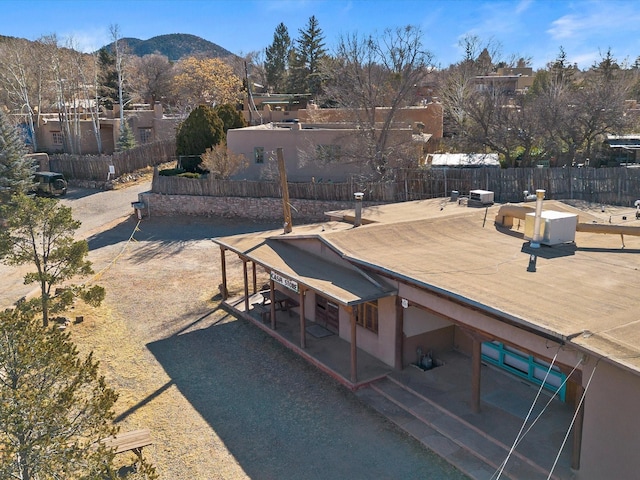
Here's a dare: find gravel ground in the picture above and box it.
[69,214,469,479]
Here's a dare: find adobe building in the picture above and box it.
[228,103,444,181]
[213,191,640,479]
[36,103,180,155]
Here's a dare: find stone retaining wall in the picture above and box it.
[137,193,364,222]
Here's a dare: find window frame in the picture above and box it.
[356,301,378,333]
[254,146,265,164]
[52,131,63,146]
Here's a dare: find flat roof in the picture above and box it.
[215,198,640,373]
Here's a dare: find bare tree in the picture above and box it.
[128,53,174,106]
[0,37,45,152]
[321,25,435,178]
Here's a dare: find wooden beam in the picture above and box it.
[572,383,585,470]
[350,306,357,383]
[269,279,276,330]
[299,288,306,349]
[252,262,257,293]
[471,337,482,413]
[219,246,227,301]
[277,147,292,234]
[242,260,249,314]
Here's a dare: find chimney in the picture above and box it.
[530,189,545,248]
[354,192,364,227]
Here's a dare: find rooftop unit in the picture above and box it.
[468,189,494,207]
[524,210,578,246]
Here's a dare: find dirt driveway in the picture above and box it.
[5,182,468,479]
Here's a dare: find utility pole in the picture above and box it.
[277,147,292,233]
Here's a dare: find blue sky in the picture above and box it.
[2,0,639,70]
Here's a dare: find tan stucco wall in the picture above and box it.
[578,360,640,479]
[396,282,583,371]
[336,295,397,367]
[227,125,378,182]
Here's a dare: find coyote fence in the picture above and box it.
[50,139,176,181]
[152,166,640,207]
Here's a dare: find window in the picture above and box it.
[254,147,265,164]
[356,301,378,333]
[316,144,341,163]
[139,128,152,144]
[52,131,63,145]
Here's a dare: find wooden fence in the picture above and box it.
[152,166,640,207]
[50,139,176,181]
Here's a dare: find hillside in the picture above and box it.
[103,33,236,61]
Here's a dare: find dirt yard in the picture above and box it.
[66,214,468,479]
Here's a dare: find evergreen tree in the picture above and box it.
[117,121,136,152]
[97,47,118,110]
[0,304,119,479]
[215,103,247,135]
[265,23,292,93]
[0,109,33,203]
[289,15,326,95]
[175,105,224,171]
[0,194,104,327]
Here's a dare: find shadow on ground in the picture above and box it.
[87,216,282,252]
[145,317,469,480]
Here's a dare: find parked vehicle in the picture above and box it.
[31,172,68,196]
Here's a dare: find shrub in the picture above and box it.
[159,168,186,176]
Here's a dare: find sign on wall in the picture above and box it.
[271,271,299,293]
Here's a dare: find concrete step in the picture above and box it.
[357,376,562,480]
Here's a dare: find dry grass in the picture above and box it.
[67,242,253,478]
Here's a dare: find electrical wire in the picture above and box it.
[546,360,599,480]
[90,219,141,283]
[493,348,560,480]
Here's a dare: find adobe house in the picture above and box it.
[213,191,640,479]
[227,103,443,182]
[36,103,179,155]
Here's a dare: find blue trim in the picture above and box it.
[482,342,566,402]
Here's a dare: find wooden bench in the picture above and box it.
[251,303,271,323]
[101,428,153,461]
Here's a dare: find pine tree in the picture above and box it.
[265,23,292,93]
[0,194,104,327]
[117,121,136,152]
[289,16,326,95]
[0,109,33,203]
[0,304,119,479]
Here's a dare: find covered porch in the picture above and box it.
[222,291,575,479]
[223,290,393,389]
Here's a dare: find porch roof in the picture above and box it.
[214,222,396,306]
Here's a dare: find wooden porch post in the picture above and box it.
[242,259,249,314]
[350,306,357,383]
[269,279,276,330]
[395,298,404,370]
[252,263,257,293]
[219,246,227,301]
[572,383,585,470]
[299,288,306,349]
[471,337,482,413]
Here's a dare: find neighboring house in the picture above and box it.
[423,153,500,168]
[228,103,444,181]
[475,67,534,95]
[36,103,180,155]
[605,134,640,166]
[214,193,640,479]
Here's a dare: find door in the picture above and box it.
[315,296,339,332]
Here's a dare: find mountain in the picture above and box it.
[102,33,236,61]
